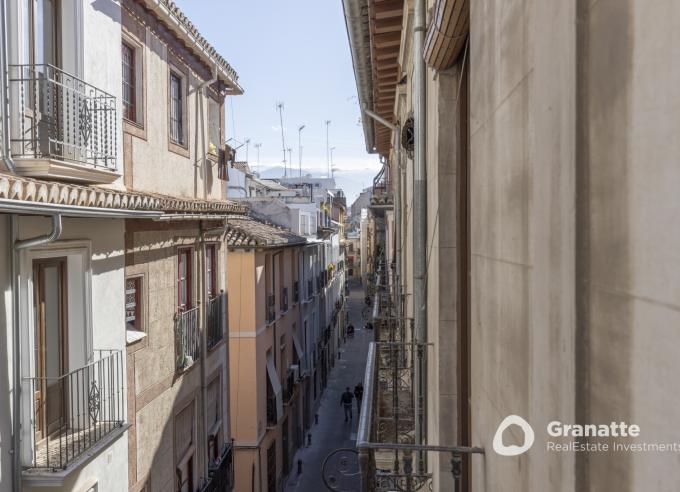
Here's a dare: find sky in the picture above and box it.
[174,0,382,203]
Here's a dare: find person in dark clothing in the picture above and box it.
[340,387,354,421]
[354,383,364,414]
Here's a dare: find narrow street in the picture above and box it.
[285,278,370,492]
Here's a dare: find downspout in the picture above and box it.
[361,107,401,322]
[413,0,428,473]
[198,220,229,485]
[11,213,62,492]
[0,0,15,174]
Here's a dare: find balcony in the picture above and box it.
[266,396,277,428]
[175,307,200,371]
[370,164,393,209]
[8,64,119,184]
[282,370,296,404]
[203,442,234,492]
[207,292,226,350]
[357,342,483,491]
[266,294,276,323]
[293,281,300,304]
[280,287,289,312]
[307,279,313,300]
[23,350,125,473]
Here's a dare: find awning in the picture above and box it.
[266,355,283,421]
[292,332,307,375]
[424,0,469,70]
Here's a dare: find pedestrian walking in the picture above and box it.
[354,383,363,414]
[340,387,354,421]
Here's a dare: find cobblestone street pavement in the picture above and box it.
[285,278,370,491]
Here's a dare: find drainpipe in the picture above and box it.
[0,0,15,174]
[413,0,428,473]
[10,213,62,492]
[361,107,402,322]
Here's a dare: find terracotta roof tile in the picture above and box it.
[225,215,306,249]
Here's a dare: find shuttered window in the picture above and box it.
[122,43,136,121]
[170,73,184,144]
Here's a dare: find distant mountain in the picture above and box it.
[257,165,379,205]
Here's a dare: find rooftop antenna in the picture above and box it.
[245,138,251,163]
[277,102,287,177]
[298,124,305,183]
[287,148,293,176]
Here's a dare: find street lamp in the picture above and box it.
[325,120,331,178]
[254,143,262,174]
[298,124,305,182]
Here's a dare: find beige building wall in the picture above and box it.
[121,2,226,202]
[229,246,304,492]
[125,220,230,492]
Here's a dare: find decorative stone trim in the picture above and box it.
[0,173,249,215]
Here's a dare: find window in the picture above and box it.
[125,276,143,330]
[207,377,222,463]
[206,244,217,299]
[175,402,195,492]
[122,42,136,121]
[178,248,192,311]
[170,72,184,144]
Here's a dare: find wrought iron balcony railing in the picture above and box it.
[357,342,483,491]
[9,64,117,171]
[370,164,393,208]
[175,307,200,371]
[207,292,226,350]
[24,349,125,471]
[203,442,234,491]
[266,294,276,323]
[282,370,296,403]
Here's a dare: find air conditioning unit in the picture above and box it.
[290,364,300,381]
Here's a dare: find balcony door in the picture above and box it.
[26,0,61,68]
[33,257,68,441]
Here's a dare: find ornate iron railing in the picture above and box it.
[207,292,225,350]
[23,349,125,470]
[175,307,200,370]
[203,442,234,491]
[282,369,296,403]
[371,164,393,207]
[357,342,483,491]
[9,64,117,170]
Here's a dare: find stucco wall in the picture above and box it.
[0,215,128,491]
[469,0,577,489]
[576,0,680,490]
[125,221,230,491]
[121,5,225,201]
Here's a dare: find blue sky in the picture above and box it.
[174,0,381,201]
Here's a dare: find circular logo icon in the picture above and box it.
[493,415,535,456]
